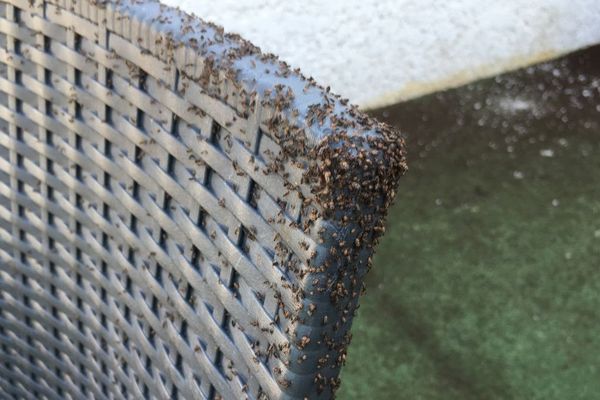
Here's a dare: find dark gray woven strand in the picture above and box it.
[0,1,406,399]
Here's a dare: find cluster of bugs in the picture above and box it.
[138,3,407,397]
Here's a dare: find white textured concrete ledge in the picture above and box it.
[161,0,600,108]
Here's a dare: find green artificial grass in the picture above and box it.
[338,46,600,400]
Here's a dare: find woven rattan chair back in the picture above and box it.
[0,1,406,398]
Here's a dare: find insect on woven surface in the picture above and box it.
[0,0,407,399]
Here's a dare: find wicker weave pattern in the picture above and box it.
[0,1,406,399]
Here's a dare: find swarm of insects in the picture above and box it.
[1,1,407,399]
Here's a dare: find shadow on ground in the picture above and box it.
[339,45,600,400]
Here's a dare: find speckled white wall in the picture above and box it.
[160,0,600,108]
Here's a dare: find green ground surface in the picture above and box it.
[339,47,600,399]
